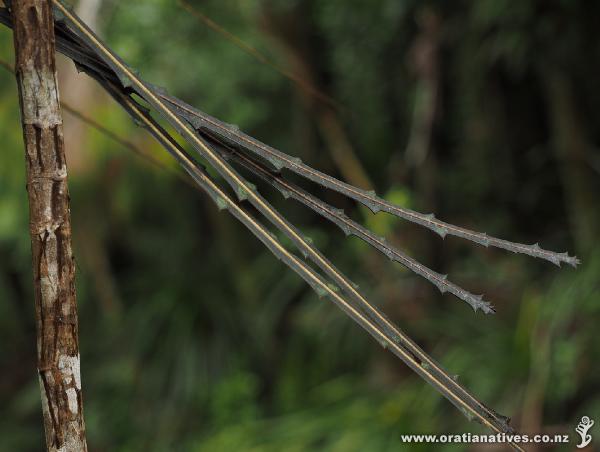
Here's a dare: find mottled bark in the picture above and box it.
[10,0,88,450]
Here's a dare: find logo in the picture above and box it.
[575,416,594,449]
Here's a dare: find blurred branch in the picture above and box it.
[405,7,441,168]
[259,1,374,191]
[178,0,374,190]
[176,0,340,112]
[541,68,599,256]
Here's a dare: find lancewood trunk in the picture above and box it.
[11,0,88,450]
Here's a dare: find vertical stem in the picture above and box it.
[10,1,88,450]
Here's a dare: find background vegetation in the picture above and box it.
[0,0,598,450]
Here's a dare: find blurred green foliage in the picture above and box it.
[0,0,598,451]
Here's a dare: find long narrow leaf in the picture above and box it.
[0,5,579,269]
[104,85,520,449]
[214,140,494,313]
[47,2,519,435]
[0,3,526,447]
[163,95,579,268]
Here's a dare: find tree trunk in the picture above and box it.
[10,1,88,450]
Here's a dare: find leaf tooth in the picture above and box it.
[340,225,353,237]
[488,411,513,432]
[382,244,396,261]
[313,284,327,298]
[267,156,285,171]
[521,243,580,268]
[364,202,382,214]
[54,8,67,22]
[147,82,169,96]
[362,190,382,213]
[460,406,477,423]
[547,251,580,268]
[548,254,562,267]
[563,252,581,268]
[471,295,495,315]
[431,273,449,294]
[117,66,139,89]
[236,186,248,201]
[188,116,206,130]
[236,183,256,202]
[215,196,228,211]
[118,74,133,88]
[131,116,145,128]
[271,183,286,196]
[478,233,490,247]
[326,283,340,293]
[226,123,240,132]
[434,225,448,239]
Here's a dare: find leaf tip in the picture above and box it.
[471,295,495,314]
